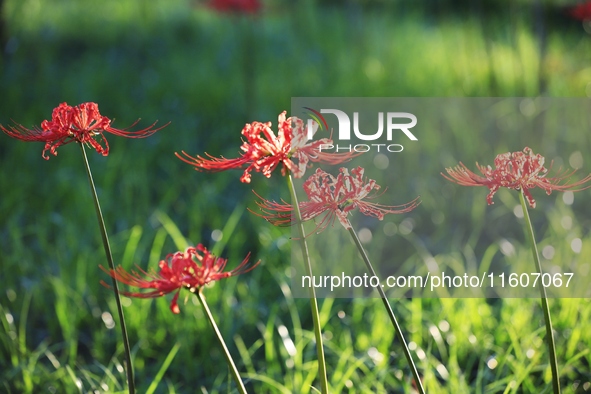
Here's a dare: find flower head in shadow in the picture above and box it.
[176,111,358,183]
[442,147,591,208]
[101,245,259,314]
[568,2,591,21]
[1,102,167,159]
[254,166,420,233]
[209,0,261,14]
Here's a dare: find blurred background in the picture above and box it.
[2,0,591,392]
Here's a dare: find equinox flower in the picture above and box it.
[101,245,259,314]
[176,111,358,183]
[442,147,591,208]
[255,166,420,232]
[1,102,167,159]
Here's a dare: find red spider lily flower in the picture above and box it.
[442,147,591,208]
[254,166,420,233]
[1,102,168,159]
[209,0,261,14]
[101,244,259,314]
[176,111,358,183]
[568,2,591,21]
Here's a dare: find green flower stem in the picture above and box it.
[197,290,248,394]
[347,223,425,394]
[80,144,135,394]
[519,190,560,394]
[287,174,329,394]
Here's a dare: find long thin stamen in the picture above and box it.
[80,143,135,393]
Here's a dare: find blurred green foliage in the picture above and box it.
[1,0,591,392]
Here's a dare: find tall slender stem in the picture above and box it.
[519,190,560,394]
[347,224,425,394]
[80,144,135,394]
[287,174,329,394]
[197,290,247,394]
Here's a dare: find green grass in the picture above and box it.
[2,0,591,392]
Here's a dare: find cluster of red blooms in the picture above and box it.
[101,245,259,314]
[0,102,165,159]
[443,147,591,208]
[177,111,357,183]
[1,102,261,314]
[177,111,418,232]
[7,102,590,314]
[255,167,420,233]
